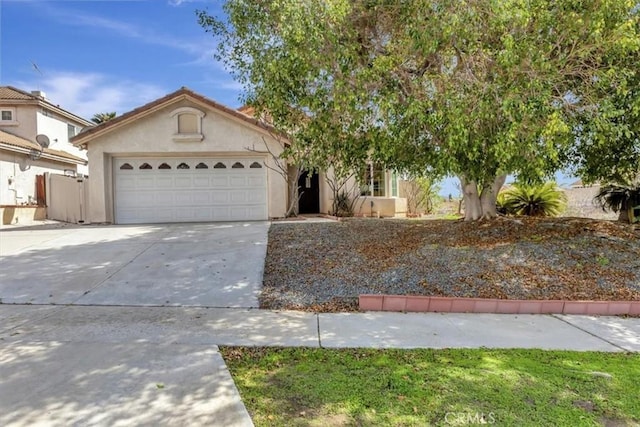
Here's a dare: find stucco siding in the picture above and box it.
[0,151,77,205]
[85,100,287,223]
[36,111,89,175]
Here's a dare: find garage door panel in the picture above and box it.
[114,157,268,224]
[193,177,210,187]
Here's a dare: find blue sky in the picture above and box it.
[0,0,576,195]
[1,0,239,118]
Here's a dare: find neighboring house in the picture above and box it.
[71,87,406,224]
[0,86,91,206]
[562,180,617,220]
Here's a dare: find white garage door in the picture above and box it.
[113,157,267,224]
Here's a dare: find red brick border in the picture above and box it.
[359,294,640,316]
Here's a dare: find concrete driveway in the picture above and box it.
[0,221,269,307]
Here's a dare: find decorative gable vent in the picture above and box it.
[170,107,205,142]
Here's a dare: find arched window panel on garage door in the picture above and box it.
[177,162,190,169]
[158,163,172,170]
[213,162,227,169]
[139,163,153,170]
[195,162,208,169]
[231,162,245,169]
[120,163,133,170]
[249,162,263,168]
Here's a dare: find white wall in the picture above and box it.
[85,99,288,223]
[36,111,88,175]
[0,151,77,205]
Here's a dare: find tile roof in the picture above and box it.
[72,87,284,145]
[0,86,93,126]
[0,86,35,100]
[0,129,86,164]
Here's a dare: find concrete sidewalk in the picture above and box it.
[1,305,639,427]
[2,305,638,352]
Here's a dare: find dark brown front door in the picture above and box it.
[298,171,320,214]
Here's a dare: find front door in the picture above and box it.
[298,171,320,214]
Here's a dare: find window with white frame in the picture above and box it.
[67,124,77,139]
[170,107,205,142]
[0,108,17,124]
[360,163,387,197]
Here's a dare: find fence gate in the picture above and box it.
[45,173,89,224]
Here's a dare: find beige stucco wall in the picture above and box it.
[0,151,77,205]
[0,105,38,142]
[84,99,287,223]
[318,167,406,217]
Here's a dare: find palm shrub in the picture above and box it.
[593,182,640,223]
[498,182,567,217]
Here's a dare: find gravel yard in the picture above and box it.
[260,217,640,311]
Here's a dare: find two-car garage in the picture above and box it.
[113,157,268,224]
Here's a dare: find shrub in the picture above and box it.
[334,191,355,217]
[498,182,567,217]
[593,181,640,223]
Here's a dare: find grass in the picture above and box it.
[221,347,640,426]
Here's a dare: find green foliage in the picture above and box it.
[333,191,355,217]
[594,181,640,222]
[404,176,440,215]
[498,182,567,217]
[91,112,116,124]
[222,347,640,427]
[199,1,640,219]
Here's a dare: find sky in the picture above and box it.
[0,0,239,119]
[0,0,576,196]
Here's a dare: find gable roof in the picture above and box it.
[71,87,282,147]
[0,86,93,127]
[0,129,86,165]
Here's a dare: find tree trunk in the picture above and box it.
[460,175,507,221]
[479,175,507,219]
[461,177,482,221]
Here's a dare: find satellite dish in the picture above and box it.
[36,134,50,148]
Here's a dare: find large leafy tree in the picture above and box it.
[199,0,640,221]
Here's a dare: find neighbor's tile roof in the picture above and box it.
[0,86,93,126]
[0,86,35,100]
[0,129,86,164]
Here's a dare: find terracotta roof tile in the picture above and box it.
[0,86,35,100]
[0,129,86,164]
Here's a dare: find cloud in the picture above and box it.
[168,0,206,6]
[35,2,211,58]
[11,71,166,119]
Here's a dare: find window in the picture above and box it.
[1,108,17,124]
[195,162,208,169]
[170,107,205,142]
[360,163,386,197]
[158,163,171,169]
[177,162,190,169]
[213,162,227,169]
[231,162,245,169]
[120,163,133,170]
[391,172,398,197]
[67,124,77,139]
[139,163,153,170]
[249,162,263,168]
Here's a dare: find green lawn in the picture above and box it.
[220,347,640,426]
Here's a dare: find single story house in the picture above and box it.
[72,87,405,224]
